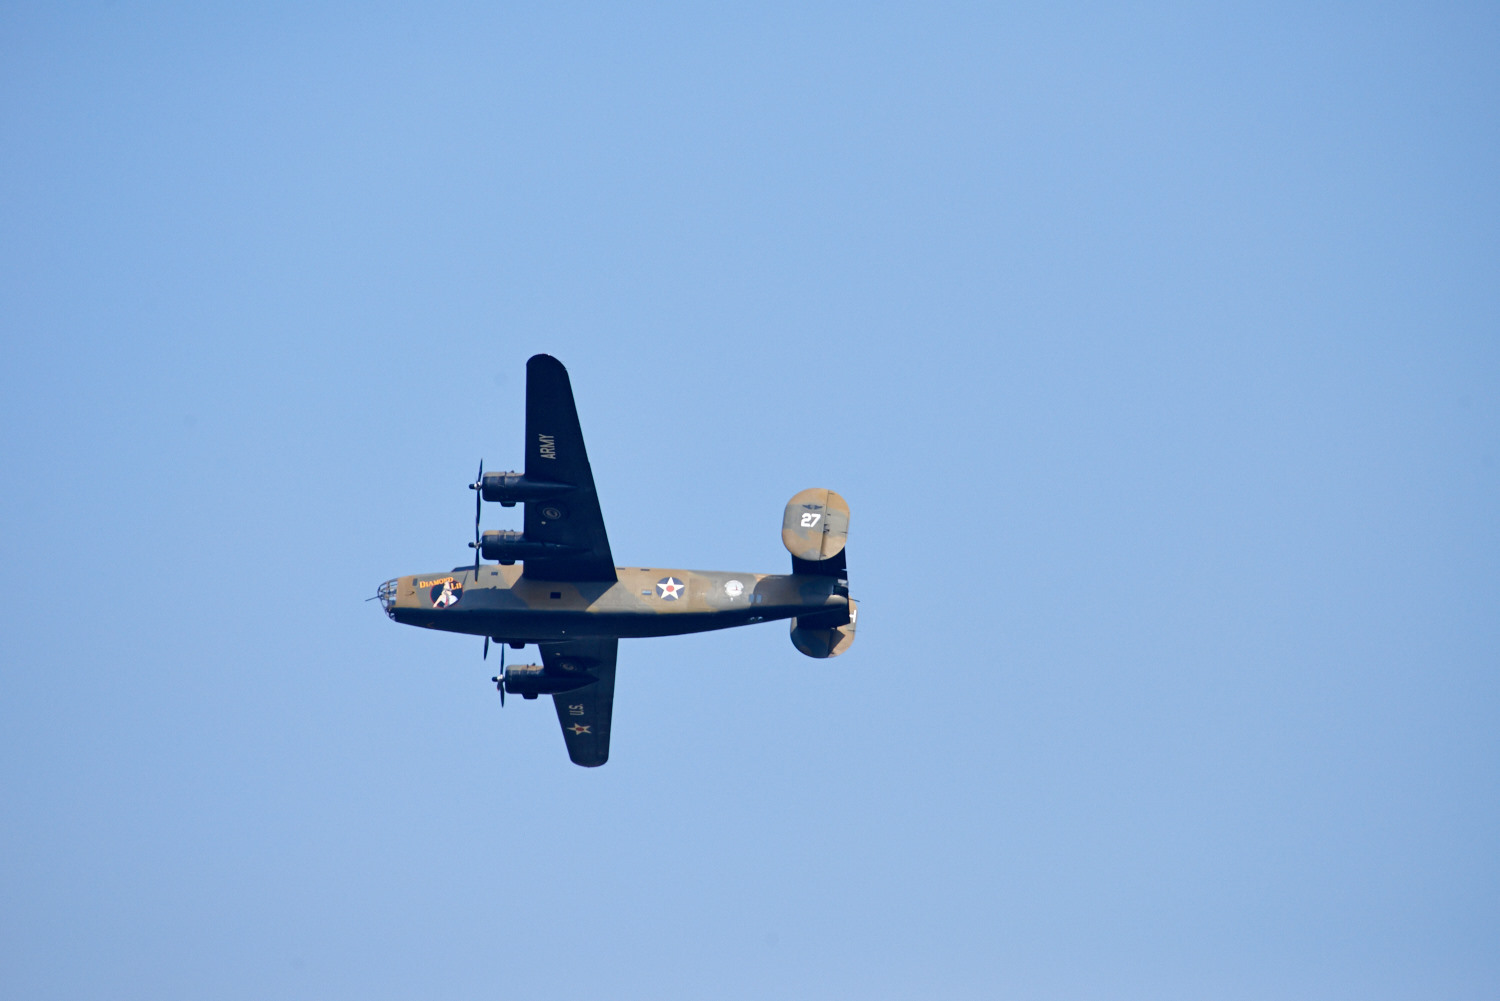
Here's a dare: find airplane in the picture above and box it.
[375,354,857,766]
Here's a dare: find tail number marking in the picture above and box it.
[800,512,822,528]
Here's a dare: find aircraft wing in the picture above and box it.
[522,354,617,582]
[543,637,617,767]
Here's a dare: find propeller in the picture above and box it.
[472,461,507,706]
[490,641,507,706]
[468,459,484,578]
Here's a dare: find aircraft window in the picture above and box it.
[550,592,562,599]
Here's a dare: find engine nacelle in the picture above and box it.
[479,471,574,507]
[501,663,596,696]
[791,599,858,659]
[479,530,582,564]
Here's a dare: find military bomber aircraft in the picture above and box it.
[376,354,856,766]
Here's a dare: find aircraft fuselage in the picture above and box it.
[380,564,849,643]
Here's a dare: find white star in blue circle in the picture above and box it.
[656,577,685,600]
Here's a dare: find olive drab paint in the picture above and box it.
[375,354,856,768]
[791,598,859,659]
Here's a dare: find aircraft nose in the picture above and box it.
[376,578,399,616]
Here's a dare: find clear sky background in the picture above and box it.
[2,3,1497,999]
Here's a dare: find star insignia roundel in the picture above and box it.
[656,577,685,600]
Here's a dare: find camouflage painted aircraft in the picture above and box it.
[376,354,856,767]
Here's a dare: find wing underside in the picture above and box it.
[521,354,616,582]
[542,637,617,767]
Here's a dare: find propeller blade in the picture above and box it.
[474,460,484,537]
[483,636,489,659]
[471,459,484,578]
[499,643,506,706]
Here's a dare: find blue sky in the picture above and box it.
[3,3,1497,998]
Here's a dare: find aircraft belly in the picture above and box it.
[481,605,797,640]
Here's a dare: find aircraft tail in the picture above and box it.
[781,488,848,574]
[783,488,855,657]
